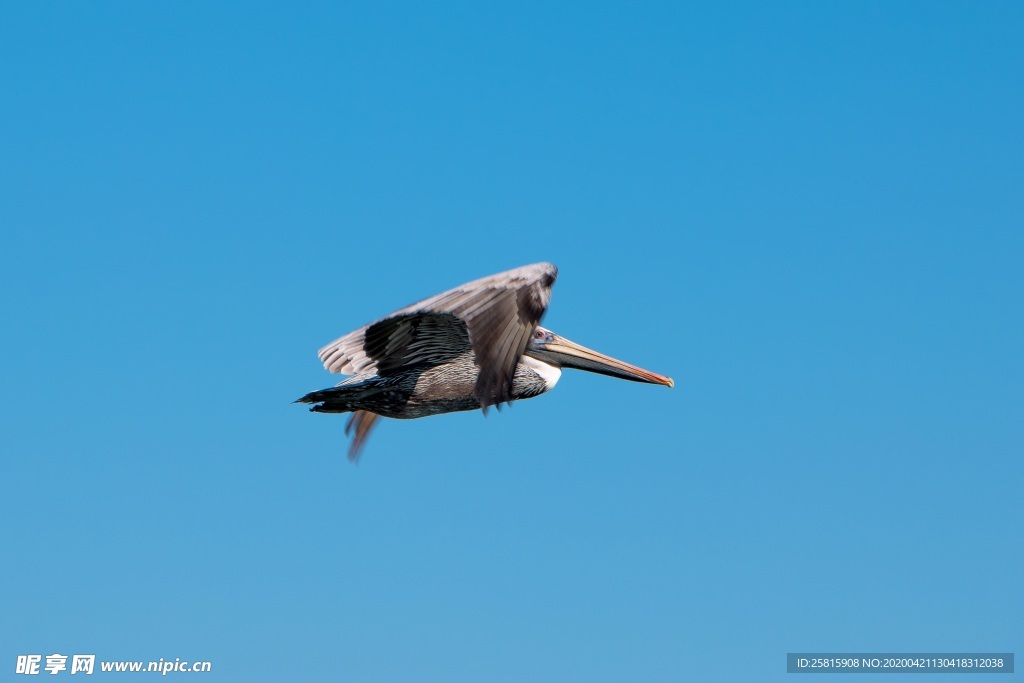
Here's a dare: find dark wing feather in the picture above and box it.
[319,312,470,375]
[345,410,380,462]
[363,313,470,374]
[317,262,558,409]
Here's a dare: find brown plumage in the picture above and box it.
[317,262,557,410]
[298,262,673,461]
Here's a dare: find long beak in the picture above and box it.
[533,334,674,387]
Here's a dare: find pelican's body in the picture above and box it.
[300,350,558,420]
[298,262,673,459]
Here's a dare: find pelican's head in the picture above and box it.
[525,326,674,387]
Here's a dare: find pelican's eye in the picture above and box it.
[534,329,545,339]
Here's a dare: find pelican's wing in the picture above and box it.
[323,311,472,376]
[345,410,381,463]
[318,262,558,409]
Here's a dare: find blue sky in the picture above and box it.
[2,2,1021,681]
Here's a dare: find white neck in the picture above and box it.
[521,355,561,391]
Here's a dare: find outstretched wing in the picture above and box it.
[318,262,558,410]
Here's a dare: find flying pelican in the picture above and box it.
[297,262,673,460]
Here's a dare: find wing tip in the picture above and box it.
[345,411,381,464]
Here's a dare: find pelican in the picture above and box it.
[297,262,673,460]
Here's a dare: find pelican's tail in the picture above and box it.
[294,386,354,412]
[295,380,382,413]
[295,379,385,462]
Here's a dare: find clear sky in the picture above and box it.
[2,2,1021,681]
